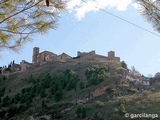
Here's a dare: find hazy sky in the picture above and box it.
[1,0,160,77]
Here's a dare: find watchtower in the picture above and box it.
[32,47,39,64]
[108,51,115,60]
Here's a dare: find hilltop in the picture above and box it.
[0,48,160,120]
[0,47,120,74]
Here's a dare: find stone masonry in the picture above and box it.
[1,47,120,74]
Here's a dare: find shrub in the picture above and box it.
[19,104,27,112]
[85,66,108,86]
[76,106,82,118]
[41,100,47,108]
[121,61,127,69]
[0,87,5,97]
[15,93,20,102]
[28,74,35,83]
[54,91,63,102]
[79,82,85,89]
[37,85,43,94]
[119,104,126,115]
[81,107,86,118]
[2,95,11,106]
[76,106,87,118]
[8,105,18,118]
[50,85,56,95]
[40,89,46,98]
[92,111,104,120]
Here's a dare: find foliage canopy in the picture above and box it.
[0,0,66,52]
[138,0,160,32]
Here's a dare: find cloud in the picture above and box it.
[67,0,133,20]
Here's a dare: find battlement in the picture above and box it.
[77,50,96,57]
[107,51,120,61]
[0,48,121,75]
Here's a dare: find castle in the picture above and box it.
[32,47,71,65]
[76,50,120,61]
[0,47,120,74]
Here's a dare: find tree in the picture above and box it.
[41,100,47,108]
[119,103,126,115]
[0,0,66,52]
[137,0,160,32]
[50,85,56,95]
[81,107,86,118]
[76,106,87,118]
[79,81,85,89]
[76,106,82,118]
[121,61,127,69]
[40,88,46,98]
[54,90,63,102]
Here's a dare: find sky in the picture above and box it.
[0,0,160,77]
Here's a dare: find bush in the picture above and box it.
[3,75,7,80]
[85,66,108,86]
[92,111,104,120]
[2,95,11,107]
[121,61,127,69]
[0,87,5,97]
[50,85,56,95]
[54,91,63,102]
[19,104,27,112]
[119,104,126,115]
[40,89,46,98]
[7,105,18,118]
[15,93,20,102]
[20,93,32,103]
[76,106,87,118]
[81,107,86,118]
[37,85,43,94]
[26,99,32,108]
[41,100,47,108]
[76,106,81,118]
[79,82,85,89]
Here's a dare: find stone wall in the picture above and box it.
[56,53,71,62]
[77,50,95,57]
[32,47,39,64]
[20,60,32,72]
[32,47,72,65]
[107,51,120,61]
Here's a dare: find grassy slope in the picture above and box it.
[0,58,160,120]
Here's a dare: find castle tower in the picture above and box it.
[108,51,115,60]
[32,47,39,64]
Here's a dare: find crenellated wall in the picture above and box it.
[0,48,121,75]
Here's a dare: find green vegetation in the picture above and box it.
[119,103,126,115]
[85,65,109,86]
[0,59,159,120]
[76,106,87,118]
[0,69,81,119]
[0,87,5,97]
[137,0,160,33]
[79,81,85,89]
[0,0,66,52]
[54,91,63,102]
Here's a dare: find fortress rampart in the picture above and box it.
[0,47,120,74]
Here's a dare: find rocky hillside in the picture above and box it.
[0,58,160,120]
